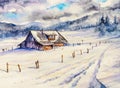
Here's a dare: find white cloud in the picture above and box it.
[47,0,67,5]
[0,0,119,25]
[92,0,120,7]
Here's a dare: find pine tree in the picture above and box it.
[114,16,118,24]
[95,15,119,36]
[112,16,118,31]
[100,16,105,25]
[104,16,110,26]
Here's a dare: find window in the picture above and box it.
[48,35,55,40]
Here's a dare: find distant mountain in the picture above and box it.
[47,15,90,30]
[0,22,17,31]
[46,8,120,31]
[0,8,120,39]
[0,22,43,38]
[109,2,120,10]
[0,0,45,7]
[46,13,100,31]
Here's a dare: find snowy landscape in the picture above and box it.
[0,30,120,88]
[0,0,120,88]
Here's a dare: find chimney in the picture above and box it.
[41,29,44,35]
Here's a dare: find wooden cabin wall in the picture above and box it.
[43,45,53,50]
[54,43,64,47]
[19,33,43,50]
[53,35,67,47]
[19,31,68,50]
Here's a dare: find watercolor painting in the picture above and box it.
[0,0,120,88]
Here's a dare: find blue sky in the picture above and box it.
[4,12,20,19]
[97,0,107,3]
[0,0,119,25]
[47,3,70,11]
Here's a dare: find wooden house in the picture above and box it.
[18,30,68,50]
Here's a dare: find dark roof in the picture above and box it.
[19,30,68,46]
[30,31,54,45]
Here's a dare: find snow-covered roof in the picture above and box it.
[24,30,68,46]
[31,31,67,45]
[31,31,53,45]
[44,31,59,43]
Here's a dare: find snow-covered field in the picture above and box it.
[0,30,120,88]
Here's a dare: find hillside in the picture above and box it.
[0,31,120,88]
[0,8,120,38]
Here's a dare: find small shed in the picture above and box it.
[18,30,68,50]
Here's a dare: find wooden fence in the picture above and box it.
[0,40,112,73]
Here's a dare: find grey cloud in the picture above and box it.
[0,0,47,8]
[28,10,72,22]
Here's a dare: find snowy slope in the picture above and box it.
[47,9,120,31]
[0,30,120,88]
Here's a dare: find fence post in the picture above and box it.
[95,43,97,47]
[92,46,94,50]
[18,64,21,72]
[89,42,92,46]
[6,63,9,73]
[99,41,101,45]
[2,49,4,52]
[12,47,13,50]
[105,41,107,43]
[80,50,82,55]
[35,60,39,69]
[87,48,89,53]
[72,51,75,58]
[37,60,39,68]
[61,55,63,63]
[35,61,37,69]
[82,40,83,44]
[73,43,75,47]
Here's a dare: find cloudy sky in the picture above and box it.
[0,0,119,25]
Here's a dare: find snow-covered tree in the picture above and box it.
[96,15,119,36]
